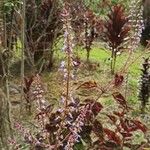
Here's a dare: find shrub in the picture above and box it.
[139,57,150,113]
[103,4,130,74]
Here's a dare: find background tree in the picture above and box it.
[2,0,62,73]
[25,0,62,71]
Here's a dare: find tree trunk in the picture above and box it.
[0,0,4,75]
[0,89,12,150]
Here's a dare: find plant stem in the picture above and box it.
[111,50,115,74]
[66,50,71,108]
[113,53,117,74]
[20,0,25,116]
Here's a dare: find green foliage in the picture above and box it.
[74,141,85,150]
[84,0,101,15]
[3,0,22,13]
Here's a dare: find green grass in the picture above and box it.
[72,43,145,75]
[54,41,146,84]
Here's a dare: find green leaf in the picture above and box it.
[74,141,85,150]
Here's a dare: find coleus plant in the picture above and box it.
[17,72,148,150]
[103,4,130,74]
[16,82,148,150]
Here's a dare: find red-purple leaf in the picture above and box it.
[132,120,147,133]
[120,118,136,133]
[93,120,104,140]
[104,128,121,145]
[113,111,125,117]
[112,92,128,109]
[120,132,133,138]
[92,102,103,116]
[114,74,124,87]
[120,118,147,133]
[107,115,117,123]
[76,81,97,90]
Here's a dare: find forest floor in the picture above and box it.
[8,42,150,148]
